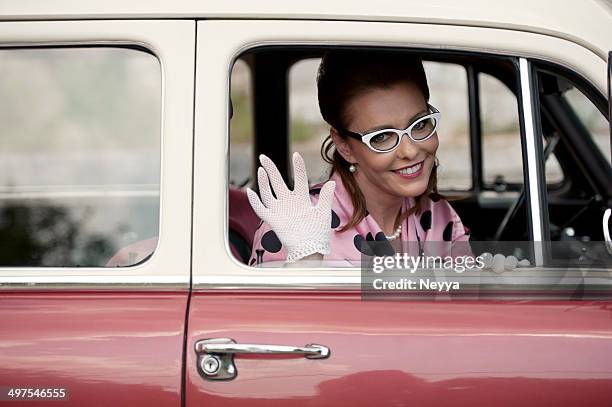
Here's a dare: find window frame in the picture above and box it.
[534,59,611,193]
[531,59,612,255]
[0,19,195,290]
[194,18,611,292]
[0,44,162,268]
[476,69,568,193]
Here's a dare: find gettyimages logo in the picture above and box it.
[360,241,612,300]
[371,253,485,274]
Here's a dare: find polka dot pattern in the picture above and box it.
[248,173,471,265]
[353,232,395,256]
[353,234,374,256]
[374,232,395,256]
[331,210,340,229]
[261,230,282,253]
[420,210,432,231]
[443,221,454,241]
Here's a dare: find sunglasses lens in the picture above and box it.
[369,131,400,151]
[363,111,439,152]
[410,116,437,141]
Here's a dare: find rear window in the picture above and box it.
[0,47,161,267]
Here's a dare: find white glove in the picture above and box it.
[247,152,336,263]
[480,252,531,273]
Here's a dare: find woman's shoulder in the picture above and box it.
[420,192,456,213]
[418,192,464,225]
[415,192,470,241]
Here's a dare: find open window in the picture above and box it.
[529,59,612,267]
[227,46,539,267]
[535,63,611,243]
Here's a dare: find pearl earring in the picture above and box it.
[349,164,356,173]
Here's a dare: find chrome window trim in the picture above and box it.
[519,57,546,266]
[194,274,361,289]
[0,275,189,291]
[193,267,612,291]
[0,40,157,52]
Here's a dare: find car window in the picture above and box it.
[480,72,563,189]
[423,62,470,191]
[228,48,539,267]
[229,58,254,187]
[480,72,523,187]
[563,87,611,166]
[535,67,611,266]
[289,58,330,184]
[0,47,161,267]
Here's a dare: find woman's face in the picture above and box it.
[334,81,439,201]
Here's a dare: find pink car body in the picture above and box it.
[1,1,612,406]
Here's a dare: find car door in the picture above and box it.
[606,51,612,255]
[189,20,612,406]
[0,20,194,406]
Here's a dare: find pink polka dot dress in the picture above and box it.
[249,172,472,266]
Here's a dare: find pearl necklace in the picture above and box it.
[385,224,402,241]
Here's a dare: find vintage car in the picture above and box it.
[0,0,611,405]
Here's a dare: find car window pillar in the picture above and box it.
[518,57,550,265]
[467,65,483,192]
[608,51,612,163]
[605,51,612,255]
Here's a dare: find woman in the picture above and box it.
[246,50,482,267]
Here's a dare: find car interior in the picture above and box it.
[228,46,612,266]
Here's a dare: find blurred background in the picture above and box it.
[0,47,161,266]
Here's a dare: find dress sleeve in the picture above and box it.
[424,195,473,258]
[450,228,473,258]
[445,201,473,258]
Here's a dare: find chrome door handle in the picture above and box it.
[196,341,330,359]
[195,338,330,381]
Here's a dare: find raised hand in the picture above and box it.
[247,152,336,262]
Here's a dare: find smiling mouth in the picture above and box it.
[393,161,424,177]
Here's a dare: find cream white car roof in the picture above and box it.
[1,0,611,59]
